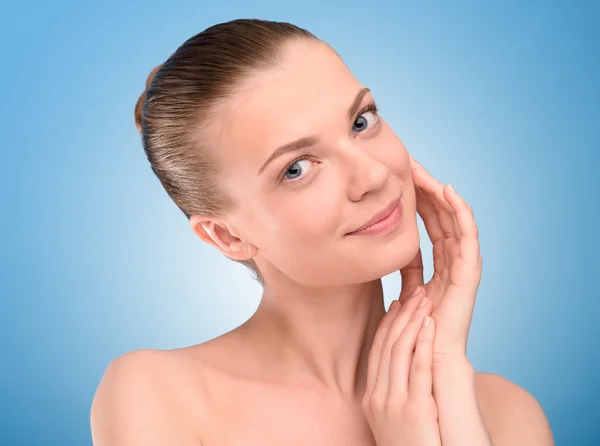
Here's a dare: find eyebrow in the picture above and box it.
[257,87,371,175]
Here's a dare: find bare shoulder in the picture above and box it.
[474,371,555,446]
[90,348,206,446]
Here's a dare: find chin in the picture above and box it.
[337,223,422,284]
[263,217,421,287]
[371,227,421,280]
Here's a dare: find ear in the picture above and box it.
[189,215,258,261]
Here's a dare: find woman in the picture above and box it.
[91,19,554,445]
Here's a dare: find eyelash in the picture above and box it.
[277,102,380,183]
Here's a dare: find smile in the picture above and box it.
[345,197,403,236]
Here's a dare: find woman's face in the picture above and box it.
[203,39,420,286]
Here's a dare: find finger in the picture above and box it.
[374,290,425,396]
[411,156,478,257]
[414,183,445,244]
[407,313,435,401]
[409,157,453,213]
[399,250,424,304]
[443,184,480,265]
[409,156,457,239]
[365,300,402,397]
[410,155,463,240]
[412,167,455,239]
[413,170,455,240]
[388,297,433,397]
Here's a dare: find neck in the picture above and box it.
[240,277,387,402]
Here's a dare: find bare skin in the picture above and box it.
[91,39,553,445]
[91,327,550,445]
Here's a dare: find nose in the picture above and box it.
[339,139,390,202]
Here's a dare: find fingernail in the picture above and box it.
[448,184,456,193]
[411,285,421,296]
[419,297,428,307]
[390,300,398,310]
[422,316,431,327]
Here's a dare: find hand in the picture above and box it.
[399,155,483,364]
[362,286,442,446]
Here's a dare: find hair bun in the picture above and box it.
[134,64,163,133]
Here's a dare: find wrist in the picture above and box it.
[432,353,473,374]
[432,355,475,393]
[431,356,492,446]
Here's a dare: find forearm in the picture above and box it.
[433,358,493,446]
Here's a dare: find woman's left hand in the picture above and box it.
[399,155,483,365]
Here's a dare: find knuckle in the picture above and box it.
[361,396,371,414]
[366,391,386,413]
[391,337,409,356]
[402,401,422,422]
[412,357,429,374]
[404,399,437,425]
[404,399,433,423]
[410,307,425,322]
[417,328,430,343]
[394,308,411,324]
[384,397,404,415]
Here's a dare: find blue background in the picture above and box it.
[1,0,598,444]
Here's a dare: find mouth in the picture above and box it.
[345,196,403,236]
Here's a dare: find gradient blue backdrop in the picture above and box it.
[1,0,598,444]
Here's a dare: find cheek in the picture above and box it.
[253,192,339,260]
[374,121,411,176]
[263,197,341,267]
[279,197,340,241]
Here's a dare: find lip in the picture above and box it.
[345,197,402,235]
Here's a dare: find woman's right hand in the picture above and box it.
[362,286,441,446]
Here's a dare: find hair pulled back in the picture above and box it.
[134,19,319,285]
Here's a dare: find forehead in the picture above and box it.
[213,40,362,180]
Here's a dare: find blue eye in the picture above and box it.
[353,106,378,132]
[282,156,312,182]
[278,103,380,185]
